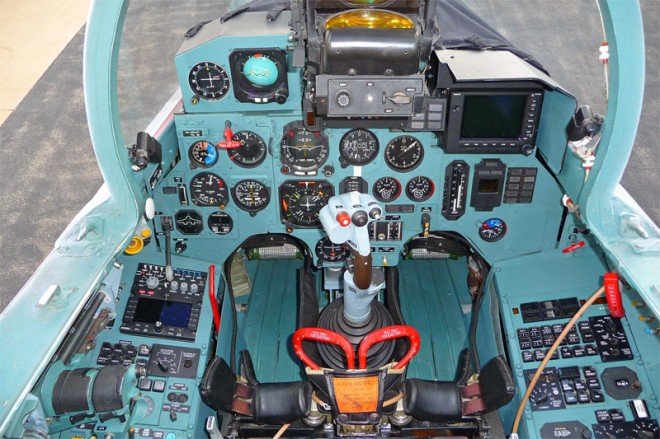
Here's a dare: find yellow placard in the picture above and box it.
[332,375,379,413]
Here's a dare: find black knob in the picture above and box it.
[175,241,187,254]
[581,428,593,439]
[521,144,534,155]
[351,210,368,227]
[369,207,382,220]
[274,88,289,104]
[154,321,163,333]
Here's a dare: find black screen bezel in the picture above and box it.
[443,87,542,154]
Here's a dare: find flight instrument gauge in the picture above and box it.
[188,62,230,101]
[175,210,204,235]
[385,135,424,172]
[478,218,507,242]
[372,176,402,202]
[208,212,233,235]
[279,180,334,228]
[339,128,379,166]
[227,131,267,168]
[231,179,271,213]
[188,140,218,168]
[406,176,434,202]
[315,237,350,263]
[229,49,289,104]
[190,172,229,207]
[281,122,329,174]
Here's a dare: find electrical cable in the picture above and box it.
[511,285,605,436]
[272,423,291,439]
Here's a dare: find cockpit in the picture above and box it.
[1,1,657,438]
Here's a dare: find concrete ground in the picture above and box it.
[0,1,658,313]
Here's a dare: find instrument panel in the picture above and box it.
[165,13,558,268]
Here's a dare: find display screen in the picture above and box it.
[478,178,500,194]
[133,297,193,328]
[460,95,527,139]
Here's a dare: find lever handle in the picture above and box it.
[293,328,355,370]
[358,325,420,369]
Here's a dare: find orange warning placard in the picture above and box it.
[332,375,379,413]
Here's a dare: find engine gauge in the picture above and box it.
[279,180,334,228]
[385,135,424,172]
[405,176,434,202]
[231,179,271,213]
[281,122,329,174]
[372,176,402,203]
[478,218,507,242]
[188,140,218,168]
[339,128,379,166]
[227,131,267,168]
[188,62,230,101]
[208,212,233,235]
[190,172,229,207]
[315,237,350,263]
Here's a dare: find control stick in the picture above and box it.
[319,192,383,325]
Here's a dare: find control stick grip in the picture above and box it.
[352,252,373,290]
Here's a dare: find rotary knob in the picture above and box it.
[336,91,351,108]
[190,283,199,294]
[146,276,159,289]
[154,321,163,333]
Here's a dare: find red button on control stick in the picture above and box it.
[336,211,351,227]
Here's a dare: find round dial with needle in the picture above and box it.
[188,62,230,101]
[227,131,267,168]
[385,135,424,172]
[280,122,329,173]
[315,237,350,263]
[231,179,271,213]
[190,172,229,207]
[279,180,334,228]
[372,176,402,202]
[478,218,507,242]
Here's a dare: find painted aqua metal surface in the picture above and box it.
[0,2,137,433]
[580,0,660,318]
[0,0,655,436]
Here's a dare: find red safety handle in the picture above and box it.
[217,127,242,149]
[358,325,420,370]
[293,328,355,370]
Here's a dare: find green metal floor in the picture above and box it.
[238,259,471,382]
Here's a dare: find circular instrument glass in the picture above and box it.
[188,62,230,100]
[279,180,334,228]
[208,212,234,235]
[231,179,271,213]
[227,131,267,168]
[385,135,424,172]
[372,176,402,203]
[315,237,350,263]
[478,218,507,242]
[190,172,229,207]
[281,124,329,173]
[405,176,434,202]
[325,8,414,29]
[339,128,379,166]
[188,140,218,168]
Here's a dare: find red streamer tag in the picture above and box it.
[604,272,625,318]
